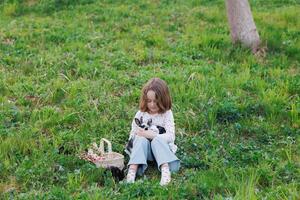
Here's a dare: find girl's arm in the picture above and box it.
[136,128,157,139]
[129,111,141,138]
[157,110,175,143]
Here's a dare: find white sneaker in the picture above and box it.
[160,166,171,186]
[126,168,136,183]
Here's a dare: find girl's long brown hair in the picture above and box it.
[139,78,172,114]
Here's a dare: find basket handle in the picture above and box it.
[99,138,112,154]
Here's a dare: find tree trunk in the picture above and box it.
[225,0,261,53]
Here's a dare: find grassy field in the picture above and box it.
[0,0,299,199]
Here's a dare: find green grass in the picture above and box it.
[0,0,299,199]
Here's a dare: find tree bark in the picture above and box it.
[225,0,261,53]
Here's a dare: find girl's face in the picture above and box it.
[146,90,159,114]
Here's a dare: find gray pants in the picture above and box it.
[128,136,180,176]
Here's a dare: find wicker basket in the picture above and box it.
[94,138,124,170]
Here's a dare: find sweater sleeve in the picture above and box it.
[129,111,141,138]
[157,110,175,143]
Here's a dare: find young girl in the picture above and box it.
[126,77,180,186]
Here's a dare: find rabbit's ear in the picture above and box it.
[135,118,141,126]
[147,118,152,126]
[140,116,143,123]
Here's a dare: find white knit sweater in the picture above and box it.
[129,110,178,153]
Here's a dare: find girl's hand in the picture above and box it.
[136,128,147,137]
[136,128,156,139]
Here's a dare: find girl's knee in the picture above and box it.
[135,136,150,146]
[151,136,166,146]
